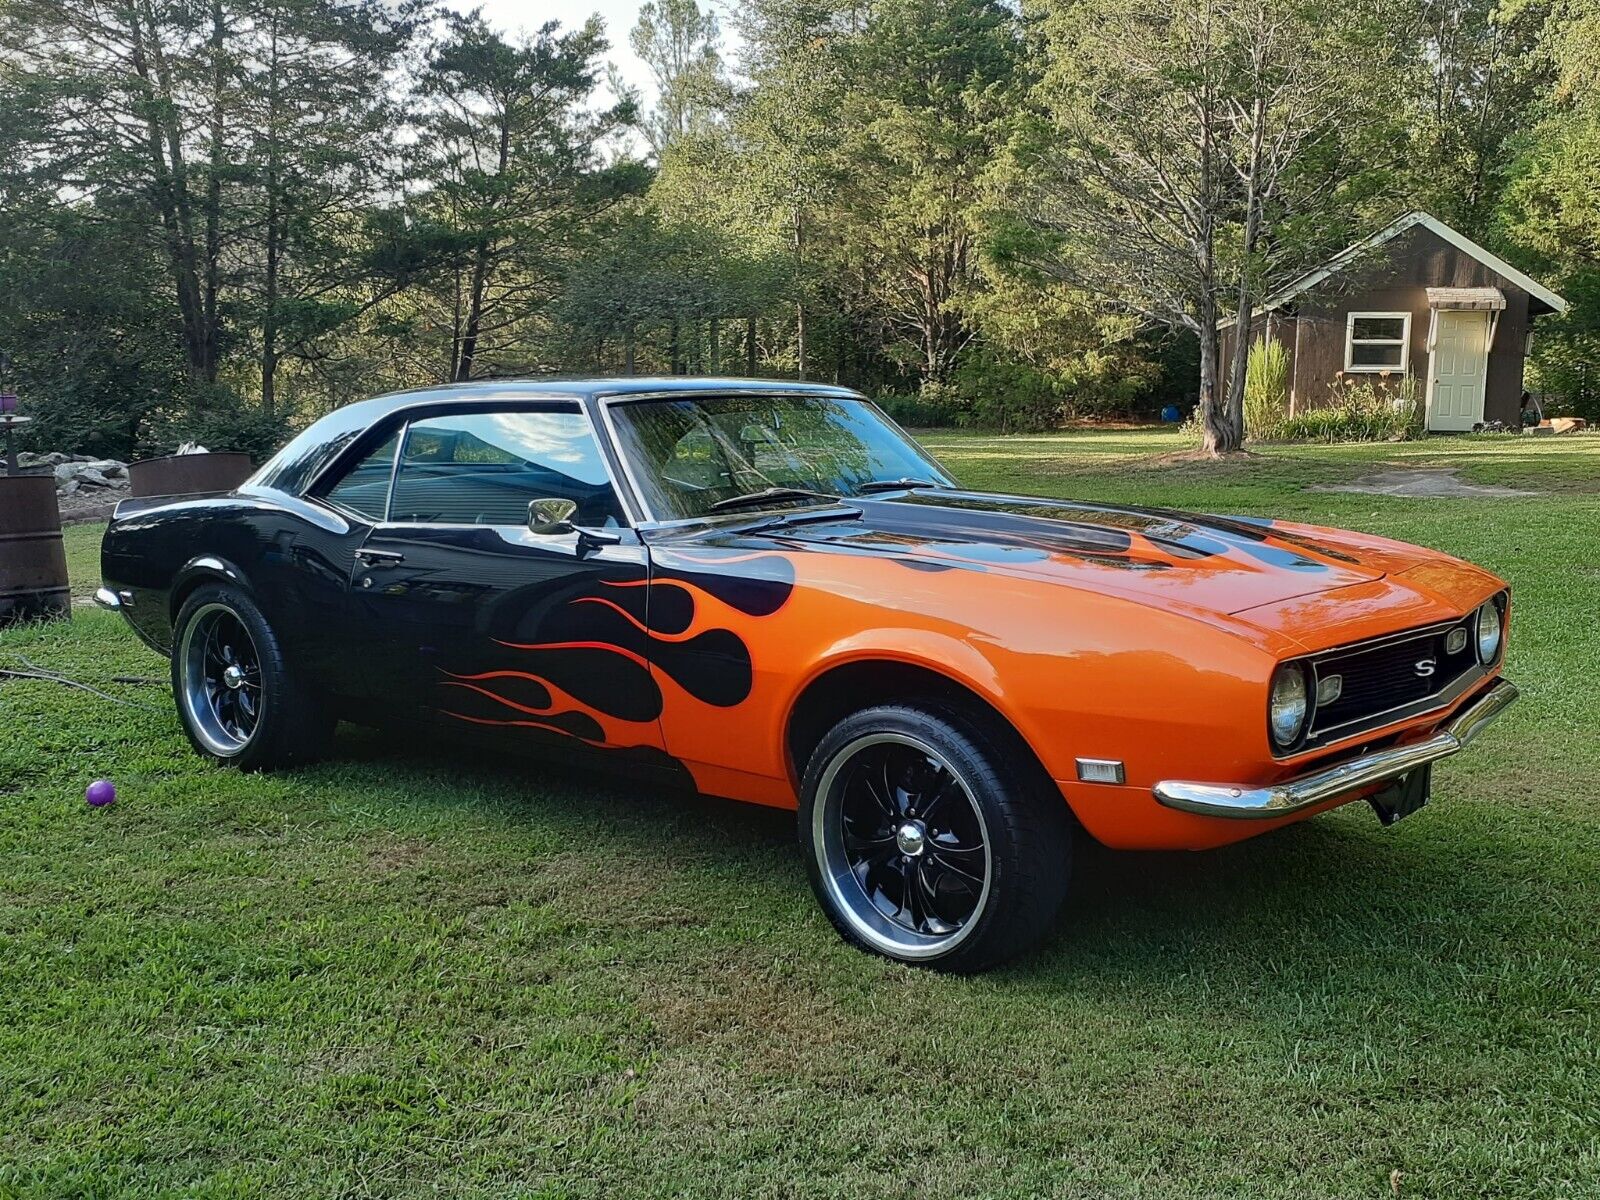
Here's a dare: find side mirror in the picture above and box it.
[528,497,577,535]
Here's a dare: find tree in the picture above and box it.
[416,13,644,381]
[995,0,1409,453]
[237,0,425,414]
[1405,0,1554,229]
[0,0,425,415]
[1499,0,1600,417]
[628,0,731,157]
[834,0,1025,384]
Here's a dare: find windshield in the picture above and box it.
[607,393,953,522]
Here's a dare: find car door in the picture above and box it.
[342,403,669,761]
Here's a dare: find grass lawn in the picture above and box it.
[4,430,1599,1197]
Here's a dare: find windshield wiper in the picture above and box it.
[854,478,941,494]
[705,487,842,514]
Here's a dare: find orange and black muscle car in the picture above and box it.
[99,379,1516,970]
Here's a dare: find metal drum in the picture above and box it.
[0,473,71,626]
[128,452,254,498]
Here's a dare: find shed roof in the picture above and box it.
[1221,211,1568,328]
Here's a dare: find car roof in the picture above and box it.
[249,376,868,497]
[371,375,862,405]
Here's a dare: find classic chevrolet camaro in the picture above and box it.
[98,378,1517,970]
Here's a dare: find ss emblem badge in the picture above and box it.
[1414,657,1438,678]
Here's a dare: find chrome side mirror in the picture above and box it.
[528,497,578,535]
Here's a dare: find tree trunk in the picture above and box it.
[794,209,808,380]
[1194,59,1239,456]
[127,0,210,384]
[625,323,636,375]
[1223,93,1268,446]
[746,315,758,375]
[455,107,512,382]
[201,0,225,384]
[669,315,683,375]
[455,246,491,381]
[1197,318,1231,456]
[709,315,720,376]
[260,17,282,415]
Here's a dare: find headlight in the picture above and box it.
[1269,664,1310,749]
[1475,600,1503,664]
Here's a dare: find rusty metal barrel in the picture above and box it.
[0,473,71,627]
[128,451,254,498]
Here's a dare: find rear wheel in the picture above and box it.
[800,704,1071,972]
[172,583,332,770]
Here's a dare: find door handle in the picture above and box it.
[356,548,405,566]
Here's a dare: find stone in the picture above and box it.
[76,468,111,488]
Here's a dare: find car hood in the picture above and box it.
[774,490,1419,616]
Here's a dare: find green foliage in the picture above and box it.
[628,0,732,156]
[1273,376,1424,444]
[1243,339,1291,440]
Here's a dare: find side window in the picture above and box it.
[321,433,398,520]
[388,410,624,528]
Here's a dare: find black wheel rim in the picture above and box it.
[179,604,263,756]
[814,733,991,959]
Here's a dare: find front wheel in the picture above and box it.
[800,704,1071,972]
[171,583,333,770]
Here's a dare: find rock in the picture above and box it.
[59,478,80,496]
[76,468,111,488]
[53,462,78,483]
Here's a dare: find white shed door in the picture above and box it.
[1428,310,1490,431]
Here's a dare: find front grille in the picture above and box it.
[1306,615,1487,746]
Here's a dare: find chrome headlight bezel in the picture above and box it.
[1475,597,1505,665]
[1268,662,1311,750]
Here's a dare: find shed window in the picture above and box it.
[1345,312,1411,372]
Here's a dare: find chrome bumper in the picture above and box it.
[93,586,122,611]
[1153,680,1519,819]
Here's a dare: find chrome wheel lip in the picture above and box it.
[177,602,262,757]
[813,731,993,961]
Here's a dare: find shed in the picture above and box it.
[1222,212,1569,431]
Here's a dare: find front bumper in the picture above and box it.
[1152,679,1518,819]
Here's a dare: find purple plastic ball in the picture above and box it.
[85,779,117,808]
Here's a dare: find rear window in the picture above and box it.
[321,434,397,520]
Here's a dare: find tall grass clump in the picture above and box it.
[1243,338,1290,441]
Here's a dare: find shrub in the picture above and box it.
[141,389,293,463]
[1275,375,1423,443]
[875,389,963,428]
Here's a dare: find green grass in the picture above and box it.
[4,431,1599,1197]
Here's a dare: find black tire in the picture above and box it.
[171,583,333,770]
[799,703,1071,972]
